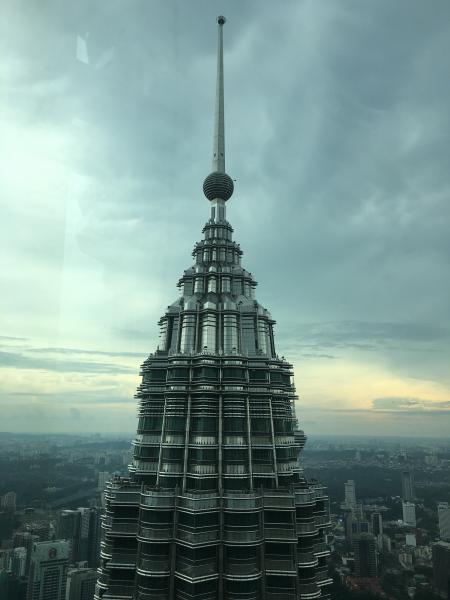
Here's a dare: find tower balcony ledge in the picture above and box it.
[109,552,136,567]
[222,572,263,581]
[297,583,321,599]
[266,592,297,600]
[136,556,170,575]
[264,557,296,572]
[264,527,297,541]
[297,551,318,567]
[101,584,134,600]
[104,521,138,536]
[177,528,220,544]
[141,491,175,508]
[296,521,319,536]
[135,589,167,600]
[174,571,219,586]
[313,541,331,557]
[224,528,262,543]
[316,571,333,587]
[138,525,173,541]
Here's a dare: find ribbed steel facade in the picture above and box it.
[95,15,332,600]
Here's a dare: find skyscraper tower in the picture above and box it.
[27,541,70,600]
[344,480,357,510]
[352,534,378,578]
[95,17,331,600]
[57,508,101,567]
[438,502,450,541]
[401,470,414,502]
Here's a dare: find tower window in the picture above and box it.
[167,367,189,379]
[222,367,246,380]
[144,369,167,382]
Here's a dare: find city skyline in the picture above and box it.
[1,0,450,438]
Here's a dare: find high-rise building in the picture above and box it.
[344,512,370,545]
[371,512,383,551]
[438,502,450,542]
[13,532,36,577]
[0,510,14,542]
[344,480,357,510]
[401,470,414,502]
[66,568,97,600]
[0,571,27,600]
[1,491,17,511]
[97,473,110,492]
[352,534,378,578]
[371,512,383,537]
[432,541,450,598]
[10,547,28,577]
[402,502,416,527]
[27,540,69,600]
[57,508,101,568]
[95,16,331,600]
[344,512,354,543]
[97,473,110,509]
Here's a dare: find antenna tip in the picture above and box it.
[217,16,226,25]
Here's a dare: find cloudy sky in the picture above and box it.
[1,0,449,437]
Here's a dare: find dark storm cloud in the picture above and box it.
[281,321,449,351]
[278,321,450,385]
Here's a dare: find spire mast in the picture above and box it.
[203,16,234,208]
[213,16,226,173]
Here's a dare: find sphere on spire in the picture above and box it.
[217,16,226,25]
[203,171,234,201]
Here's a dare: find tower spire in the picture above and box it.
[203,16,234,207]
[213,16,226,173]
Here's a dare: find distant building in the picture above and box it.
[402,502,416,527]
[56,508,101,568]
[13,532,36,577]
[345,480,357,510]
[96,472,110,492]
[97,473,110,509]
[355,502,364,520]
[10,547,27,577]
[0,510,14,542]
[0,571,27,600]
[432,541,450,598]
[359,519,370,534]
[438,502,450,541]
[425,453,438,466]
[371,512,383,551]
[353,533,378,577]
[344,511,354,543]
[27,540,69,600]
[345,511,371,544]
[66,568,97,600]
[401,470,414,502]
[382,534,392,553]
[398,550,413,570]
[405,534,416,547]
[2,491,17,511]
